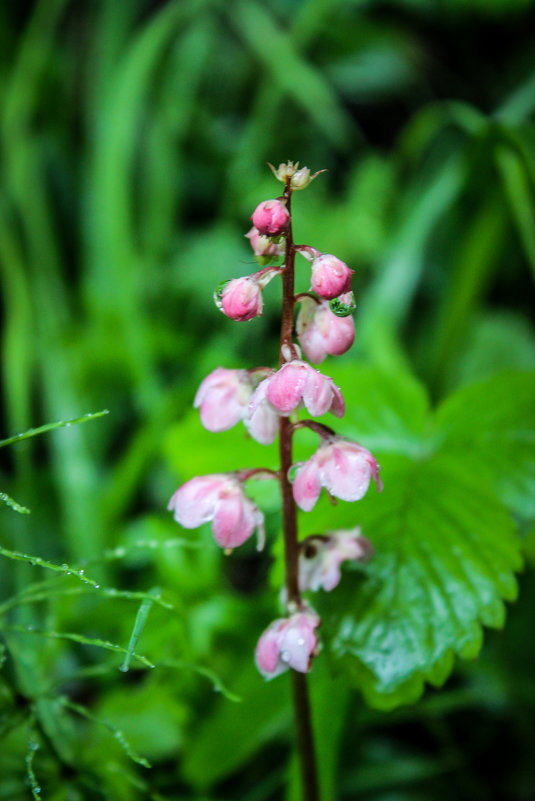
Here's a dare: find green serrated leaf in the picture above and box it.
[318,451,520,709]
[302,368,529,709]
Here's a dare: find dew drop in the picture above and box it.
[94,584,100,589]
[297,638,305,646]
[280,650,290,663]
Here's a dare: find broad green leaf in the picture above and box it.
[317,451,519,709]
[299,368,530,708]
[324,363,431,456]
[435,371,535,519]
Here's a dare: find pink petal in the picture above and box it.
[328,381,345,418]
[318,559,343,592]
[211,489,255,549]
[199,386,246,431]
[366,453,383,492]
[292,458,322,512]
[245,399,279,445]
[321,446,371,502]
[168,475,226,528]
[324,314,355,356]
[194,368,251,432]
[255,621,286,678]
[302,368,333,416]
[247,375,272,418]
[298,323,328,363]
[280,614,319,673]
[266,363,307,414]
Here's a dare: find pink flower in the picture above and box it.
[194,367,253,432]
[248,360,345,420]
[291,437,383,512]
[245,227,285,258]
[218,277,263,322]
[298,529,373,592]
[168,474,265,550]
[255,610,320,679]
[251,199,290,236]
[310,254,353,300]
[296,297,355,363]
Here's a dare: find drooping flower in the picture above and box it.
[298,528,373,592]
[310,254,353,300]
[255,609,320,679]
[168,474,265,550]
[216,276,263,322]
[248,360,345,421]
[194,367,254,432]
[251,199,290,236]
[245,226,285,259]
[291,437,382,512]
[296,296,355,363]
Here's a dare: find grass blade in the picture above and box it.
[59,697,151,768]
[0,410,109,449]
[120,587,160,672]
[0,491,30,514]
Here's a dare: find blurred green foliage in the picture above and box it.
[1,0,535,799]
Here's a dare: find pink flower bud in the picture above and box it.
[248,360,345,420]
[168,474,265,550]
[255,609,320,679]
[194,367,253,432]
[251,199,290,236]
[296,297,355,363]
[310,254,353,300]
[245,227,285,258]
[291,437,382,512]
[298,529,373,593]
[217,277,263,322]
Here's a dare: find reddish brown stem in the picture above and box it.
[279,179,320,801]
[292,419,336,438]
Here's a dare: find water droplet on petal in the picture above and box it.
[281,650,290,663]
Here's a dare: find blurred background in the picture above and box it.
[1,0,535,799]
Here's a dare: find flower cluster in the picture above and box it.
[168,161,382,681]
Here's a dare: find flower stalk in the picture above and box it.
[168,160,383,801]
